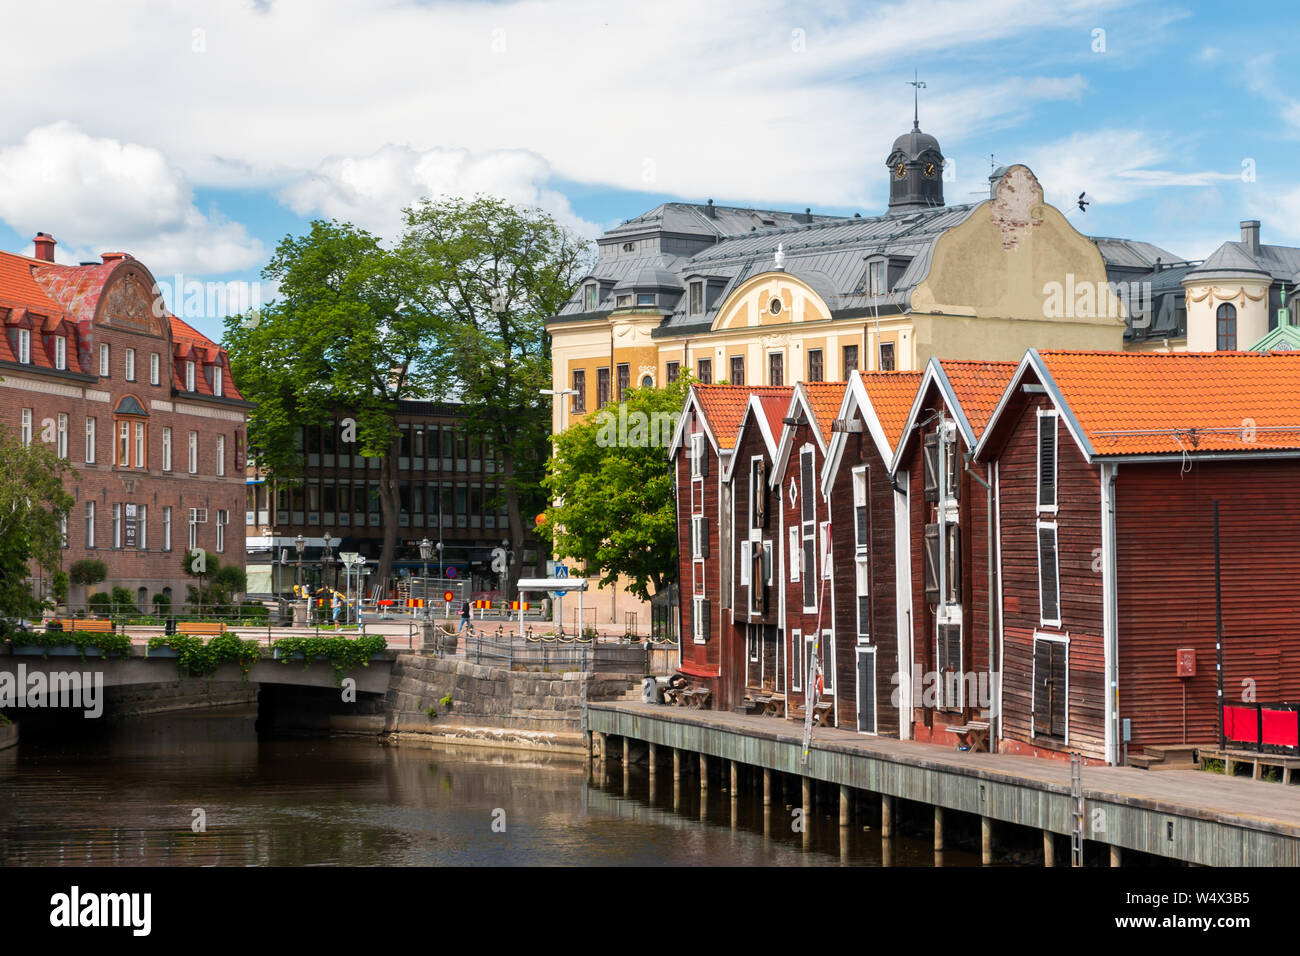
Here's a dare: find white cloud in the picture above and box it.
[1021,129,1238,211]
[280,144,600,240]
[0,122,262,274]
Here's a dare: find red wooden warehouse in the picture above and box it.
[975,349,1300,764]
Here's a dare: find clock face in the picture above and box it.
[923,161,937,178]
[894,162,907,179]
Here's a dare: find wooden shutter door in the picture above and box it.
[923,433,939,501]
[924,523,940,604]
[857,652,876,733]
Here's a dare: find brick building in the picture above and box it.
[0,234,249,609]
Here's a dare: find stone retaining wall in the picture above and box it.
[107,680,258,717]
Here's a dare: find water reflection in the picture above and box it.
[0,706,977,866]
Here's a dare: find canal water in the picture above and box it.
[0,705,978,866]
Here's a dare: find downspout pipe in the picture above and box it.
[964,453,996,752]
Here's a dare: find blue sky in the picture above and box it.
[0,0,1297,343]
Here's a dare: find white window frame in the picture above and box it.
[162,427,172,472]
[820,520,832,579]
[185,361,195,392]
[821,628,835,697]
[138,504,148,551]
[762,540,773,586]
[162,506,172,552]
[691,514,706,560]
[54,336,66,371]
[688,280,704,316]
[791,628,803,691]
[690,432,705,479]
[583,283,598,312]
[85,417,96,464]
[112,503,122,549]
[748,624,759,664]
[855,558,870,644]
[1037,520,1062,628]
[214,365,223,397]
[788,525,800,583]
[216,510,227,553]
[125,348,135,381]
[188,513,198,551]
[20,409,32,446]
[56,413,67,459]
[1037,409,1059,515]
[799,445,817,613]
[134,422,145,468]
[740,540,751,587]
[852,466,869,556]
[1031,631,1070,743]
[17,328,30,364]
[856,645,878,734]
[692,594,707,645]
[117,420,129,466]
[99,343,110,377]
[86,500,95,549]
[150,352,160,386]
[188,430,198,474]
[867,258,887,297]
[216,434,226,477]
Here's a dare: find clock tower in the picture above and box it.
[886,83,945,213]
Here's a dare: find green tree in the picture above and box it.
[541,375,689,603]
[0,425,75,618]
[400,195,593,599]
[224,220,441,587]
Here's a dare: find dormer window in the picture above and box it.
[867,259,887,297]
[689,281,704,315]
[616,294,632,309]
[583,283,598,312]
[185,360,195,392]
[54,335,66,370]
[622,242,635,252]
[214,365,223,397]
[17,328,30,364]
[636,293,656,308]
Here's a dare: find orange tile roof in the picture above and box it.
[938,360,1018,439]
[694,384,790,450]
[857,371,924,450]
[801,381,847,441]
[1037,349,1300,456]
[757,393,790,448]
[0,251,64,315]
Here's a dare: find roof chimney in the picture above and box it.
[101,252,131,263]
[1241,220,1261,257]
[32,233,56,262]
[705,198,716,219]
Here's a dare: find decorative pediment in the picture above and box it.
[101,272,164,334]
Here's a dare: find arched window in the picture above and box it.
[1216,303,1237,351]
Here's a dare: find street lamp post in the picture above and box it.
[419,538,432,620]
[322,531,334,588]
[294,534,305,592]
[436,540,443,579]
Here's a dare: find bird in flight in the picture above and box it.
[1077,192,1090,212]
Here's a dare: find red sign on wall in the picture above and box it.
[1176,648,1196,678]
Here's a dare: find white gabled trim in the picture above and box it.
[822,369,901,492]
[994,459,1006,744]
[721,396,781,483]
[894,467,912,739]
[972,349,1094,466]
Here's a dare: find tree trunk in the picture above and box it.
[375,446,401,601]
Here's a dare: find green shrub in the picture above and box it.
[109,586,135,614]
[273,634,388,685]
[152,592,172,613]
[87,592,111,614]
[148,633,262,681]
[5,629,131,660]
[69,559,107,587]
[439,693,453,709]
[51,571,69,604]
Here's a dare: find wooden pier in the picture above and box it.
[587,701,1300,866]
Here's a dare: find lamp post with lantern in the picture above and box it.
[419,537,432,619]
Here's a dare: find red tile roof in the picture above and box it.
[694,384,790,450]
[938,360,1018,439]
[1037,349,1300,456]
[801,381,847,441]
[757,393,790,448]
[857,371,924,450]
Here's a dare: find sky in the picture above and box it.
[0,0,1297,343]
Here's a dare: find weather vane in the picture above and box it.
[908,70,926,129]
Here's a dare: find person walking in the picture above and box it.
[331,590,342,625]
[458,599,472,634]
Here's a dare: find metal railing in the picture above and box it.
[451,629,672,674]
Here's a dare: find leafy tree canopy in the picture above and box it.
[0,425,75,618]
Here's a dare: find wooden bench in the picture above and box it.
[946,720,990,752]
[791,700,833,726]
[52,618,113,633]
[683,688,712,710]
[761,693,786,717]
[663,685,688,707]
[175,622,228,637]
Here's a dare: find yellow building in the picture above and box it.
[545,123,1158,625]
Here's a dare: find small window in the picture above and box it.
[740,540,752,586]
[688,281,703,315]
[729,355,745,386]
[690,433,708,479]
[867,259,887,296]
[596,367,610,408]
[214,365,223,397]
[768,352,783,387]
[807,349,823,382]
[185,361,196,392]
[615,294,632,309]
[616,363,630,402]
[125,348,135,381]
[56,413,67,459]
[791,629,803,690]
[17,328,30,364]
[788,526,800,582]
[55,336,67,371]
[150,352,160,386]
[843,344,859,376]
[636,293,656,308]
[691,514,709,559]
[99,343,110,377]
[217,434,226,477]
[162,427,172,472]
[1216,303,1237,351]
[85,417,96,464]
[879,342,896,371]
[852,467,868,555]
[696,358,712,384]
[665,361,680,384]
[937,624,962,709]
[583,283,598,312]
[769,297,783,316]
[692,595,710,643]
[1038,411,1058,511]
[1038,522,1061,625]
[188,430,198,474]
[572,369,586,414]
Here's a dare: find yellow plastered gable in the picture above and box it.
[711,271,831,332]
[911,164,1126,327]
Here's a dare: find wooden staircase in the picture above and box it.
[1126,744,1201,770]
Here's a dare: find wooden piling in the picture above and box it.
[881,794,894,838]
[1043,830,1055,867]
[840,785,851,828]
[763,768,772,806]
[934,806,944,852]
[1110,844,1122,867]
[982,816,993,866]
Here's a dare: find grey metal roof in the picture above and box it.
[1188,241,1273,277]
[1091,237,1184,271]
[602,202,841,241]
